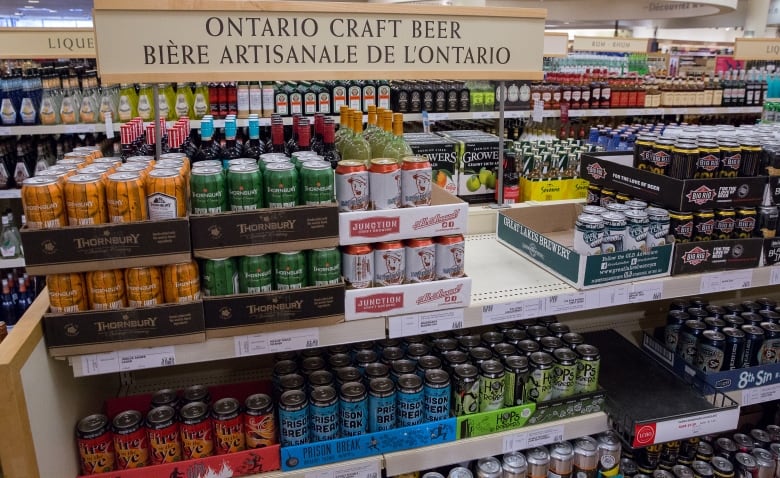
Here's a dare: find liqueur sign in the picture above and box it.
[572,36,649,53]
[544,32,569,57]
[734,38,780,60]
[92,0,545,82]
[0,28,95,59]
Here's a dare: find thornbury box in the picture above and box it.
[21,218,191,275]
[203,283,345,338]
[496,205,673,289]
[190,204,339,259]
[43,301,205,357]
[339,185,468,246]
[405,133,459,196]
[345,276,472,321]
[671,238,763,275]
[580,153,766,212]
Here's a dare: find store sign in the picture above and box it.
[734,38,780,60]
[92,0,546,82]
[572,36,649,53]
[0,28,95,59]
[544,32,569,57]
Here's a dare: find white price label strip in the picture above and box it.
[546,292,599,315]
[428,113,449,121]
[503,425,565,453]
[649,408,740,444]
[234,327,320,357]
[770,267,780,286]
[390,309,465,338]
[0,127,11,135]
[629,282,664,303]
[599,285,629,307]
[306,460,381,478]
[742,382,780,406]
[482,298,547,325]
[700,270,752,294]
[473,111,495,119]
[80,346,176,375]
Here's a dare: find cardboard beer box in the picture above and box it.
[404,133,459,196]
[438,131,501,204]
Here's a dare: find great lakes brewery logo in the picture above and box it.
[681,246,711,266]
[585,162,607,180]
[355,292,404,314]
[350,216,401,238]
[685,185,716,206]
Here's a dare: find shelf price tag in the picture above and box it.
[599,285,629,307]
[0,127,11,135]
[234,327,320,357]
[700,270,752,294]
[473,112,495,119]
[770,267,780,286]
[80,351,120,376]
[632,408,740,447]
[306,460,381,478]
[503,424,565,453]
[629,282,664,303]
[63,124,84,134]
[390,309,465,338]
[117,346,176,371]
[742,382,780,406]
[482,298,547,325]
[428,113,449,121]
[532,101,544,122]
[546,292,598,315]
[505,110,524,119]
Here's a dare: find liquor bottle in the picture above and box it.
[16,277,31,319]
[34,144,50,175]
[393,81,410,114]
[249,81,262,116]
[382,113,413,161]
[496,151,520,204]
[243,115,265,160]
[220,117,242,168]
[274,81,290,116]
[286,114,301,157]
[331,80,348,114]
[295,117,312,153]
[377,80,391,110]
[363,105,380,143]
[410,81,423,113]
[192,82,209,120]
[422,81,435,112]
[334,106,353,153]
[301,81,317,116]
[348,81,363,112]
[1,279,16,326]
[342,110,371,164]
[0,214,19,259]
[270,118,286,154]
[311,113,325,155]
[12,145,29,189]
[237,81,250,119]
[362,79,376,113]
[261,82,275,118]
[226,81,238,117]
[6,212,22,257]
[370,110,392,158]
[195,118,218,164]
[458,81,471,112]
[322,118,341,169]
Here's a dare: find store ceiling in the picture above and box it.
[0,0,92,20]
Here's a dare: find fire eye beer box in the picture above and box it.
[438,130,501,204]
[404,133,459,196]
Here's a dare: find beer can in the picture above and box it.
[380,346,403,366]
[635,134,657,170]
[736,207,758,238]
[600,188,617,208]
[125,266,164,307]
[106,172,147,223]
[742,325,766,367]
[336,160,370,212]
[740,138,762,177]
[77,414,115,475]
[48,272,89,313]
[743,301,762,313]
[709,456,734,478]
[244,393,277,448]
[647,208,671,248]
[743,312,764,327]
[308,247,341,286]
[759,322,780,364]
[606,203,630,215]
[665,311,690,352]
[752,448,775,478]
[494,343,517,360]
[401,156,433,207]
[719,139,742,178]
[275,251,307,289]
[150,388,179,411]
[183,384,212,405]
[601,212,626,254]
[574,214,604,256]
[670,210,695,243]
[587,184,601,206]
[503,452,528,478]
[146,169,187,219]
[86,269,127,310]
[550,441,575,478]
[342,244,373,289]
[452,363,480,416]
[201,257,238,296]
[266,162,299,208]
[179,401,214,459]
[669,142,698,180]
[424,369,450,422]
[735,453,759,478]
[238,254,274,293]
[758,206,778,238]
[389,359,415,383]
[301,161,335,205]
[518,338,542,355]
[503,355,529,407]
[416,355,442,378]
[212,397,245,455]
[527,447,551,478]
[575,344,600,393]
[622,459,639,477]
[21,176,67,229]
[677,320,706,365]
[758,297,778,311]
[190,167,227,214]
[449,468,473,478]
[478,359,505,412]
[704,317,727,332]
[375,240,405,286]
[364,362,389,383]
[368,377,396,432]
[623,209,649,251]
[692,461,714,478]
[679,438,700,464]
[279,390,310,446]
[435,234,465,279]
[112,410,149,469]
[301,356,326,378]
[65,174,108,225]
[649,138,674,176]
[638,442,663,471]
[309,386,339,442]
[562,333,585,350]
[525,351,554,403]
[583,205,607,216]
[504,329,528,346]
[162,261,201,303]
[476,457,503,478]
[548,323,570,338]
[750,429,772,449]
[397,373,424,427]
[696,330,726,373]
[339,381,368,436]
[354,350,377,374]
[146,405,182,465]
[405,238,436,283]
[624,200,647,211]
[597,431,622,476]
[227,164,262,211]
[335,366,362,387]
[573,438,599,478]
[367,158,401,210]
[434,338,460,355]
[469,346,493,367]
[481,330,503,349]
[715,437,737,460]
[552,348,578,399]
[695,141,721,178]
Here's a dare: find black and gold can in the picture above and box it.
[635,134,658,170]
[714,209,737,240]
[739,138,762,177]
[650,138,675,176]
[735,207,757,238]
[758,205,778,238]
[670,142,699,180]
[615,192,632,204]
[670,210,695,243]
[600,188,617,208]
[718,139,741,178]
[694,141,721,179]
[587,184,601,206]
[693,210,716,242]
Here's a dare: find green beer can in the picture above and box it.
[238,254,274,293]
[265,162,299,208]
[525,351,554,403]
[575,344,600,393]
[274,251,307,290]
[201,257,238,296]
[551,347,578,399]
[190,166,227,214]
[228,164,263,211]
[227,157,260,169]
[292,152,322,170]
[308,247,341,286]
[301,161,335,206]
[191,160,223,170]
[478,360,505,412]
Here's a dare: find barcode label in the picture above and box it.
[390,309,465,338]
[235,327,321,357]
[503,424,565,453]
[629,282,664,303]
[79,346,177,376]
[770,267,780,285]
[642,334,674,366]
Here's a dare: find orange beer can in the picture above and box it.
[47,273,89,313]
[162,261,201,303]
[21,176,67,229]
[65,174,108,226]
[86,269,127,310]
[125,266,164,307]
[106,172,147,223]
[146,169,187,219]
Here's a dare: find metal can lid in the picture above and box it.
[621,458,638,474]
[494,343,517,357]
[704,317,726,329]
[716,437,737,452]
[246,393,273,412]
[722,327,746,339]
[751,448,773,466]
[575,344,600,360]
[77,414,109,435]
[112,410,143,431]
[337,366,362,383]
[518,339,541,354]
[212,397,240,417]
[750,428,771,444]
[742,312,763,323]
[370,377,395,394]
[562,333,585,347]
[302,356,327,370]
[734,453,757,468]
[685,319,707,331]
[548,323,571,335]
[448,467,474,478]
[280,389,308,408]
[709,456,733,474]
[529,351,554,367]
[418,355,442,370]
[741,325,765,337]
[147,405,176,426]
[280,373,305,390]
[758,310,780,321]
[266,162,295,172]
[481,331,504,344]
[407,343,431,357]
[550,441,574,458]
[574,438,597,456]
[382,347,405,362]
[582,205,607,215]
[311,386,337,404]
[504,330,527,343]
[672,465,694,478]
[310,369,334,386]
[502,451,528,470]
[274,360,298,376]
[553,347,577,364]
[423,473,446,478]
[597,431,621,450]
[504,355,529,371]
[624,209,649,221]
[470,347,494,362]
[459,335,482,348]
[340,381,367,399]
[541,336,564,351]
[183,384,210,402]
[654,470,675,478]
[179,401,209,422]
[480,359,505,375]
[425,369,450,385]
[150,388,178,407]
[355,349,378,364]
[454,363,479,379]
[434,338,459,353]
[702,330,726,342]
[526,446,551,464]
[444,350,469,365]
[392,360,417,374]
[605,203,630,213]
[761,322,780,333]
[576,213,605,226]
[365,362,389,378]
[398,373,423,391]
[477,457,502,474]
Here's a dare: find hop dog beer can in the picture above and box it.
[162,261,201,303]
[575,345,600,394]
[86,269,127,310]
[310,386,339,442]
[453,363,480,416]
[336,160,370,212]
[369,377,396,432]
[343,244,373,289]
[179,401,214,459]
[279,390,310,446]
[77,414,115,475]
[526,351,554,403]
[406,238,436,283]
[146,405,182,465]
[125,266,164,307]
[436,235,465,279]
[552,347,578,399]
[244,393,277,449]
[375,240,405,286]
[113,410,150,469]
[48,272,89,313]
[22,176,67,229]
[479,360,505,412]
[340,381,368,436]
[369,158,401,210]
[401,156,433,207]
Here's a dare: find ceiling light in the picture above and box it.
[23,5,34,8]
[69,8,83,11]
[13,11,22,15]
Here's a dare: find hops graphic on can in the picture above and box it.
[405,238,436,283]
[162,261,201,303]
[342,244,373,289]
[64,174,108,226]
[369,158,401,210]
[48,272,89,313]
[22,176,67,229]
[401,156,433,207]
[86,269,127,310]
[106,172,148,223]
[435,235,465,279]
[374,241,405,286]
[146,168,187,220]
[336,160,369,212]
[125,266,164,307]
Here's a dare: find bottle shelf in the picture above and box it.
[0,258,25,269]
[0,189,21,200]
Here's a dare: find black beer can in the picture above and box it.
[741,325,766,368]
[693,210,716,241]
[714,209,737,240]
[670,210,695,243]
[735,207,758,238]
[758,206,778,238]
[722,327,746,370]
